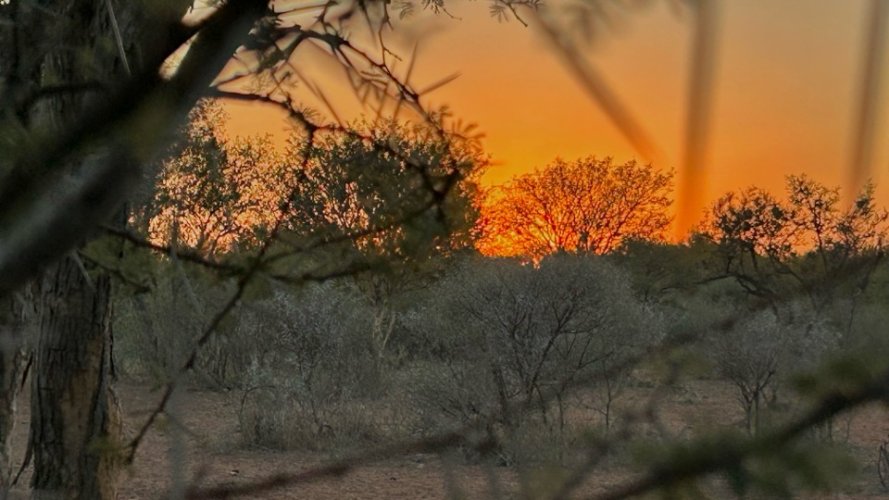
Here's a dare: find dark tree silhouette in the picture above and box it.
[703,175,888,315]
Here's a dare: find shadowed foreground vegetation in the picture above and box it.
[105,228,889,498]
[96,131,889,496]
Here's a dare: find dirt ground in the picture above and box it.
[6,378,889,499]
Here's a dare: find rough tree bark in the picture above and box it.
[30,260,119,500]
[0,0,43,493]
[0,290,30,489]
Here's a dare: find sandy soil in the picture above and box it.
[5,378,889,499]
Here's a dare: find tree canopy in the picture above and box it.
[702,175,888,312]
[478,156,672,259]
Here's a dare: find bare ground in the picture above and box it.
[6,378,889,499]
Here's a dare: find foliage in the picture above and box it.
[478,156,672,259]
[114,260,240,386]
[284,121,485,261]
[235,283,392,449]
[406,253,661,461]
[609,236,713,304]
[144,100,292,256]
[710,306,838,434]
[702,175,888,313]
[3,0,888,491]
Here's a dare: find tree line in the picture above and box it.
[114,105,889,495]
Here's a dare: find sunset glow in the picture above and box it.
[224,0,889,242]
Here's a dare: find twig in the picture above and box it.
[847,0,888,198]
[103,0,131,76]
[185,431,476,499]
[102,226,242,274]
[675,0,720,239]
[123,216,282,464]
[530,8,664,167]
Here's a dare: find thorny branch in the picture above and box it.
[124,227,275,464]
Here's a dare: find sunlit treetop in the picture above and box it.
[477,156,672,260]
[144,100,487,262]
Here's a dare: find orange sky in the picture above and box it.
[224,0,889,234]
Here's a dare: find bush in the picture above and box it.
[235,282,389,449]
[405,253,662,462]
[114,266,239,385]
[709,303,839,435]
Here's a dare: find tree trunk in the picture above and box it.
[20,1,187,497]
[31,258,120,500]
[0,289,31,489]
[26,1,124,497]
[2,0,224,496]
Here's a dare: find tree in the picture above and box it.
[0,2,196,497]
[412,254,659,445]
[609,236,713,304]
[0,289,32,485]
[236,283,374,448]
[711,309,835,435]
[0,1,444,497]
[2,1,889,499]
[703,185,794,305]
[701,176,889,444]
[285,123,484,363]
[286,123,483,254]
[703,175,888,318]
[146,99,292,256]
[478,156,672,260]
